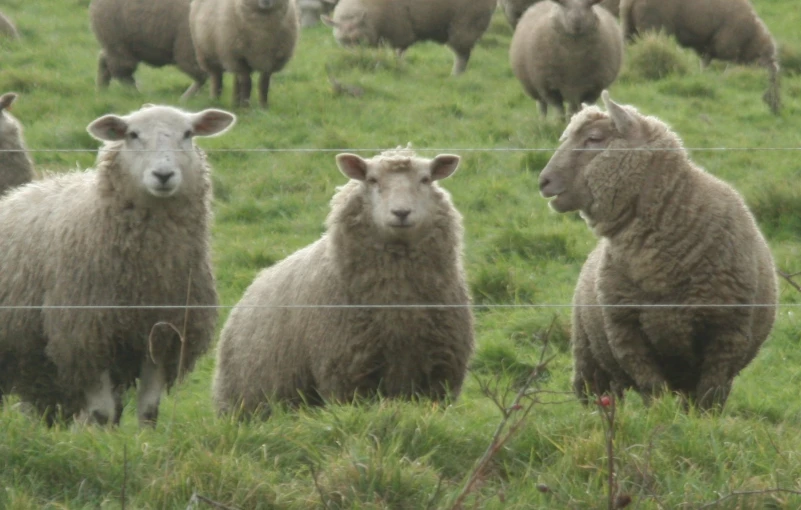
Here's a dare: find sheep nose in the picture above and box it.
[392,209,411,221]
[538,174,550,191]
[153,169,175,185]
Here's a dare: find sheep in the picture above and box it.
[619,0,781,114]
[213,146,474,417]
[509,0,624,120]
[89,0,207,101]
[0,10,20,39]
[321,0,497,76]
[538,90,777,411]
[296,0,337,28]
[189,0,299,108]
[0,92,34,197]
[0,104,236,426]
[500,0,619,29]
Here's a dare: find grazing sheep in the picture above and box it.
[321,0,497,75]
[538,91,777,411]
[189,0,299,108]
[0,104,236,426]
[510,0,624,120]
[296,0,337,28]
[213,147,474,416]
[0,92,34,196]
[0,11,20,39]
[620,0,781,114]
[500,0,619,29]
[89,0,207,101]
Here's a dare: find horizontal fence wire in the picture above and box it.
[0,303,789,310]
[4,146,801,153]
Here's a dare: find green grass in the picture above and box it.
[3,0,801,508]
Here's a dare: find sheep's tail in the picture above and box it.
[763,58,781,115]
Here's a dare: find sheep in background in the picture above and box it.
[89,0,207,101]
[190,0,299,108]
[0,92,34,196]
[0,11,20,39]
[321,0,497,76]
[296,0,337,28]
[510,0,623,120]
[538,91,777,411]
[0,105,236,426]
[620,0,781,114]
[500,0,619,29]
[213,147,474,417]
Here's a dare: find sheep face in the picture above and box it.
[241,0,288,13]
[555,0,602,36]
[0,92,21,144]
[87,106,236,199]
[323,12,376,47]
[336,152,460,242]
[539,91,649,221]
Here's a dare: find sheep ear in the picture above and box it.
[191,109,237,137]
[87,114,129,141]
[321,15,337,27]
[0,92,18,111]
[588,0,604,6]
[336,153,368,181]
[430,154,460,181]
[602,90,634,136]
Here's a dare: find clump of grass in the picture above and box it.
[747,180,801,240]
[471,263,538,305]
[779,43,801,76]
[624,31,690,81]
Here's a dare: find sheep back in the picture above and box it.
[0,92,34,196]
[539,91,777,410]
[510,0,624,119]
[89,0,206,98]
[0,10,19,39]
[213,148,474,416]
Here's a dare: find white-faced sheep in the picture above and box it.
[189,0,299,108]
[213,147,474,416]
[620,0,781,114]
[0,10,20,39]
[500,0,619,29]
[321,0,497,76]
[510,0,624,120]
[89,0,207,101]
[296,0,337,28]
[0,92,34,196]
[0,105,236,426]
[538,90,777,411]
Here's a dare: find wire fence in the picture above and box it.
[4,146,801,153]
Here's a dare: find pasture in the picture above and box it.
[2,0,801,508]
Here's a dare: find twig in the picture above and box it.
[186,493,242,510]
[121,442,127,510]
[309,463,332,510]
[696,488,801,509]
[777,269,801,293]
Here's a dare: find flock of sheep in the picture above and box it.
[0,0,785,425]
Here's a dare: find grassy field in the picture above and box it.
[2,0,801,508]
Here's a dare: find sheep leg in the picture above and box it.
[137,355,166,427]
[258,72,271,109]
[451,50,470,76]
[605,312,669,403]
[537,100,548,118]
[234,72,252,107]
[210,71,223,100]
[694,329,749,412]
[97,52,112,90]
[180,79,206,103]
[572,319,614,403]
[80,370,116,426]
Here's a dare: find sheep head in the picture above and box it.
[539,90,657,225]
[554,0,603,37]
[87,106,236,199]
[335,149,460,243]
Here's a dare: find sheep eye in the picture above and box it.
[183,130,193,140]
[420,176,431,185]
[127,131,139,141]
[366,177,378,185]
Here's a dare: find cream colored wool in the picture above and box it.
[539,91,777,411]
[89,0,206,100]
[190,0,299,108]
[213,147,474,417]
[323,0,496,75]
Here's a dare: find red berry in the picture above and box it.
[599,395,611,407]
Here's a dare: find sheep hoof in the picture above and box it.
[91,410,110,426]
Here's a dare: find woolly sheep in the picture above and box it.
[321,0,497,76]
[500,0,619,29]
[296,0,337,28]
[538,91,777,411]
[189,0,299,108]
[0,10,20,39]
[510,0,624,120]
[0,104,236,426]
[89,0,207,101]
[620,0,780,114]
[213,147,474,416]
[0,92,34,196]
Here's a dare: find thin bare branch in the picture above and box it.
[309,463,332,510]
[777,269,801,293]
[697,488,801,509]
